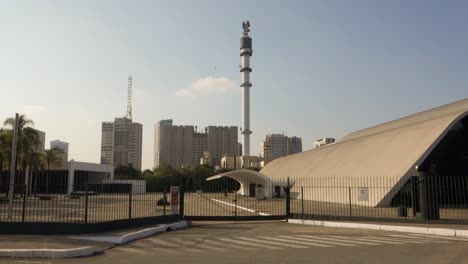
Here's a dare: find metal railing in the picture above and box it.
[290,175,468,223]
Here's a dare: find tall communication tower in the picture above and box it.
[126,75,133,120]
[240,21,252,156]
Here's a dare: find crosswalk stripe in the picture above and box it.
[217,237,281,250]
[148,238,202,252]
[404,234,468,242]
[388,235,452,243]
[169,238,205,252]
[138,239,178,252]
[293,235,362,247]
[274,236,333,247]
[386,235,450,244]
[173,238,227,251]
[113,246,147,254]
[288,235,362,247]
[351,237,406,245]
[203,239,255,251]
[236,237,308,249]
[320,236,382,246]
[261,236,331,247]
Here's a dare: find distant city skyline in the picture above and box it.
[1,1,468,169]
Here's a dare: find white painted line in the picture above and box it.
[217,237,281,250]
[15,261,51,264]
[404,234,468,242]
[273,236,333,247]
[203,239,254,251]
[114,247,148,254]
[173,238,226,252]
[211,199,271,216]
[170,238,206,252]
[137,240,177,253]
[149,238,202,253]
[352,237,406,245]
[317,236,381,246]
[295,235,365,246]
[388,234,452,243]
[237,237,307,249]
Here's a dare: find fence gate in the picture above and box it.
[183,177,288,221]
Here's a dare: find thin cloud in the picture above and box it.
[176,76,237,97]
[175,88,194,97]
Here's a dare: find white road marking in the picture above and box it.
[236,237,308,249]
[269,236,333,247]
[148,238,202,252]
[404,234,468,242]
[320,236,382,246]
[217,237,281,250]
[351,237,406,245]
[171,238,226,251]
[210,198,271,216]
[16,262,51,264]
[204,239,256,251]
[387,234,453,243]
[113,246,148,254]
[294,235,365,246]
[386,235,450,244]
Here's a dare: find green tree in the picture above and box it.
[43,147,64,193]
[114,164,142,179]
[153,164,178,177]
[1,115,40,195]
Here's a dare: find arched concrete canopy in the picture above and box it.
[207,169,290,197]
[260,98,468,207]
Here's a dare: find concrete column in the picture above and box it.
[67,167,75,194]
[418,170,440,220]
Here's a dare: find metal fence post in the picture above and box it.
[179,179,185,218]
[301,186,304,217]
[21,184,27,223]
[163,186,166,216]
[234,191,238,220]
[286,177,291,218]
[84,185,89,224]
[128,184,133,220]
[348,187,352,217]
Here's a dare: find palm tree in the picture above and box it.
[43,147,64,194]
[1,115,40,196]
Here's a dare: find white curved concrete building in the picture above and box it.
[209,99,468,207]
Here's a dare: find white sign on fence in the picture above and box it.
[357,187,369,202]
[170,186,179,215]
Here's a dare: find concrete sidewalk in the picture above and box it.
[0,235,112,258]
[0,221,188,259]
[289,219,468,238]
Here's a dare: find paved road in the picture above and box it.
[5,221,468,264]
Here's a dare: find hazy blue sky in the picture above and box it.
[1,0,467,169]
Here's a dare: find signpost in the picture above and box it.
[170,186,179,215]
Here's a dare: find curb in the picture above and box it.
[288,219,468,238]
[70,220,189,245]
[0,246,103,259]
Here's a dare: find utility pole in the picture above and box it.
[8,113,19,219]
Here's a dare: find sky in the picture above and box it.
[0,0,467,170]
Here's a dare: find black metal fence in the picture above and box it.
[0,171,185,228]
[184,177,287,221]
[290,175,468,223]
[1,171,468,233]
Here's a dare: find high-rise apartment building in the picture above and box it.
[260,134,302,162]
[154,120,238,169]
[206,126,239,166]
[33,129,46,153]
[50,140,69,162]
[100,117,143,169]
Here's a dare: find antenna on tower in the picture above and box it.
[126,75,133,120]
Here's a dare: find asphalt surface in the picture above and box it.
[3,221,468,264]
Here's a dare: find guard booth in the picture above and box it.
[255,185,265,200]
